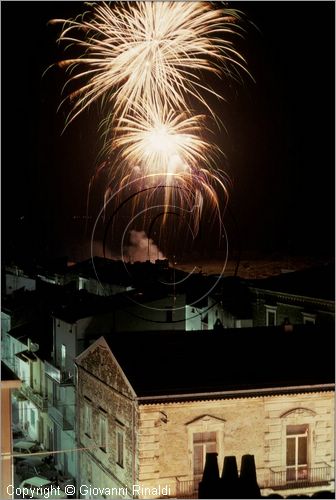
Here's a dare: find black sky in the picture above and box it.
[1,1,335,264]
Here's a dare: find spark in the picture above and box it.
[112,103,218,177]
[51,1,249,126]
[96,100,229,234]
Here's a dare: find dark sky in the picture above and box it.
[2,1,335,264]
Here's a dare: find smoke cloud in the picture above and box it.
[123,230,165,263]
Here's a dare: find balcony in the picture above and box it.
[176,479,199,499]
[269,463,332,490]
[45,361,73,385]
[20,384,48,411]
[48,404,73,431]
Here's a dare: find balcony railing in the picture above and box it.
[176,478,199,499]
[269,463,331,490]
[48,405,73,431]
[45,361,73,385]
[20,384,48,411]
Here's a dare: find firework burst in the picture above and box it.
[51,1,250,254]
[113,103,217,175]
[51,1,249,126]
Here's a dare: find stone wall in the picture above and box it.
[138,391,334,498]
[77,340,138,497]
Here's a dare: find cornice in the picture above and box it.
[249,286,335,309]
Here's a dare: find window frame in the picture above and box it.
[30,408,35,427]
[302,313,316,325]
[193,431,217,479]
[286,424,309,482]
[116,427,125,468]
[83,400,92,438]
[186,415,225,483]
[99,415,108,453]
[266,306,277,326]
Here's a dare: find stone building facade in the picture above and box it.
[1,322,50,449]
[138,390,334,498]
[75,329,334,499]
[76,338,138,499]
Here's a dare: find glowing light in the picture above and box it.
[112,103,217,178]
[51,1,249,125]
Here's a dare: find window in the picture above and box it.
[30,409,35,427]
[302,313,316,325]
[54,385,60,406]
[84,402,92,438]
[266,306,277,326]
[60,344,66,370]
[116,429,124,467]
[193,431,217,479]
[286,425,308,482]
[99,416,107,452]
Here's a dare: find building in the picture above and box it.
[75,325,334,498]
[44,291,117,484]
[4,263,36,296]
[193,264,335,332]
[249,263,335,328]
[2,322,51,449]
[76,340,138,499]
[1,363,22,500]
[185,275,253,331]
[71,257,134,296]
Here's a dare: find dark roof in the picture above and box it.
[249,263,335,301]
[52,287,174,323]
[69,257,133,286]
[36,256,70,275]
[1,289,39,314]
[102,325,335,400]
[52,290,114,322]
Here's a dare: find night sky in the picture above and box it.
[2,1,335,265]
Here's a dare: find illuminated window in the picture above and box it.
[302,313,316,325]
[116,429,124,467]
[193,431,217,479]
[60,344,66,370]
[84,402,92,438]
[99,416,107,452]
[266,306,277,326]
[286,424,308,482]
